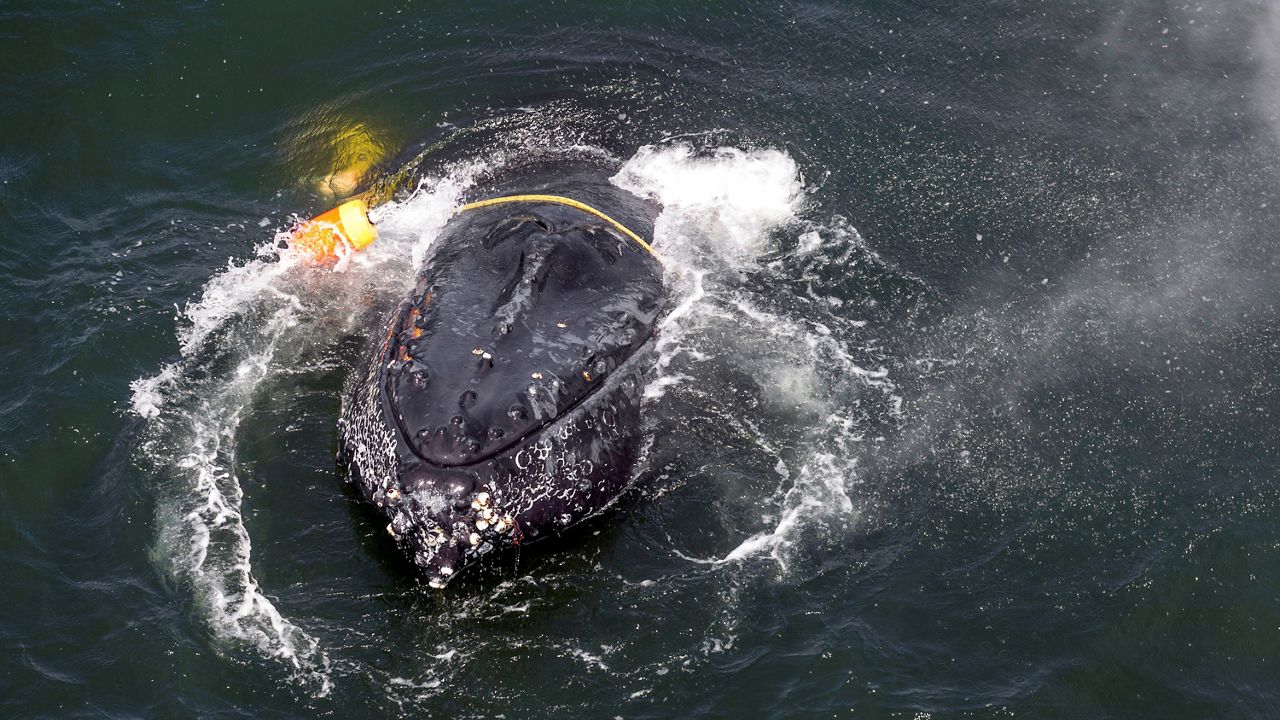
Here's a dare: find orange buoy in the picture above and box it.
[288,198,378,265]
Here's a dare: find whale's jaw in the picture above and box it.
[352,354,650,588]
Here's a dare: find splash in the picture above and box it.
[129,164,479,693]
[129,135,883,698]
[613,143,805,261]
[613,142,894,572]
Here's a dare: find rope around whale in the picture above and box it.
[453,194,662,262]
[293,189,663,266]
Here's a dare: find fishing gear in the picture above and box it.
[288,194,661,265]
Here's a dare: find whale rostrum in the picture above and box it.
[339,170,664,587]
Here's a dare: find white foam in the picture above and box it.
[724,416,861,567]
[561,644,612,672]
[612,143,805,260]
[644,269,707,401]
[149,303,333,693]
[132,164,481,693]
[796,229,824,255]
[366,164,485,271]
[129,138,876,693]
[176,251,301,357]
[129,362,178,419]
[617,143,888,574]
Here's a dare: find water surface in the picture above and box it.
[4,1,1280,717]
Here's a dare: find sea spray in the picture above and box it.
[128,139,888,697]
[129,166,479,693]
[613,143,896,572]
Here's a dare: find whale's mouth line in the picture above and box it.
[374,342,666,586]
[390,329,662,471]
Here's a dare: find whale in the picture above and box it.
[338,159,665,587]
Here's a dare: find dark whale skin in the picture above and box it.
[338,164,664,587]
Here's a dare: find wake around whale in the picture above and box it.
[338,158,666,588]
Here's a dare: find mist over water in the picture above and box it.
[5,1,1280,717]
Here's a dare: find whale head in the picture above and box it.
[341,188,664,587]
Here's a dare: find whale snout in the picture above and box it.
[382,463,521,587]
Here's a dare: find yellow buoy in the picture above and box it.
[288,198,377,265]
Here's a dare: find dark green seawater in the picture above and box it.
[5,1,1280,717]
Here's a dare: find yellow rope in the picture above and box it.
[454,194,661,262]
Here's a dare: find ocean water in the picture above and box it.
[4,1,1280,717]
